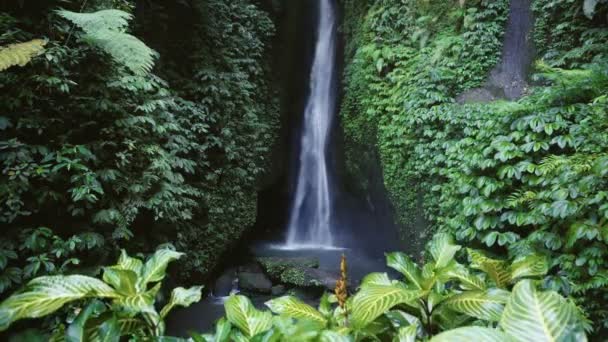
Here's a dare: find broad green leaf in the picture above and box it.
[351,283,421,328]
[0,275,117,331]
[500,280,586,342]
[437,262,486,291]
[116,250,143,274]
[66,300,106,342]
[442,289,510,321]
[214,318,232,342]
[386,252,423,289]
[394,324,417,342]
[467,249,511,288]
[360,272,394,287]
[509,255,548,280]
[160,286,203,319]
[98,316,120,342]
[113,282,160,313]
[102,267,138,295]
[430,327,511,342]
[265,296,326,326]
[138,249,183,289]
[429,234,462,269]
[225,295,273,337]
[385,310,421,329]
[319,330,352,342]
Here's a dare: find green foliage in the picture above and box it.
[57,9,156,75]
[340,0,608,332]
[1,0,280,286]
[0,247,202,339]
[202,236,586,341]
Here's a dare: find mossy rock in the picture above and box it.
[256,257,320,280]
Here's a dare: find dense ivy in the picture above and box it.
[0,0,280,294]
[340,0,608,332]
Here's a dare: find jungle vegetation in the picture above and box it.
[0,0,607,341]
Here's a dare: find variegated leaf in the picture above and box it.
[0,275,117,331]
[467,249,511,288]
[265,296,326,325]
[442,288,510,321]
[429,234,462,269]
[351,283,421,328]
[430,327,512,342]
[386,252,423,289]
[500,280,586,342]
[225,295,273,337]
[138,249,183,289]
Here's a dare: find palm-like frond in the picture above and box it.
[0,39,46,72]
[57,9,156,75]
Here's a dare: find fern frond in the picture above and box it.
[0,39,46,72]
[56,9,131,33]
[57,10,155,75]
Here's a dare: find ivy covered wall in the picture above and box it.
[339,0,608,332]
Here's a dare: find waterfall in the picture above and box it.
[285,0,338,249]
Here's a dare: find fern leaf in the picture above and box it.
[56,9,131,33]
[0,39,46,72]
[57,9,155,75]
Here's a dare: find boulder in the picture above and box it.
[238,272,273,294]
[256,257,320,280]
[213,267,237,296]
[271,285,287,296]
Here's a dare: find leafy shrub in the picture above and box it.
[197,234,588,341]
[0,248,202,340]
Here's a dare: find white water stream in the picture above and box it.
[285,0,338,249]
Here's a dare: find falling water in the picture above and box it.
[285,0,338,249]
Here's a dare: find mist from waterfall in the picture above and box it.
[285,0,338,249]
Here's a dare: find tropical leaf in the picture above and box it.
[97,315,121,342]
[66,300,106,342]
[386,252,423,289]
[499,280,586,342]
[265,296,327,326]
[394,324,417,342]
[437,262,486,291]
[467,249,511,288]
[442,289,510,321]
[429,234,462,269]
[160,286,203,319]
[360,272,395,287]
[0,275,117,331]
[225,295,273,337]
[509,254,548,280]
[430,327,511,342]
[116,250,143,274]
[113,283,160,313]
[102,267,138,295]
[319,330,352,342]
[351,283,421,328]
[138,249,183,289]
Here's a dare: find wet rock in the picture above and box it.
[238,261,263,274]
[213,267,237,296]
[238,272,273,294]
[271,285,287,296]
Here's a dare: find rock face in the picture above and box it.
[238,272,273,294]
[213,267,237,296]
